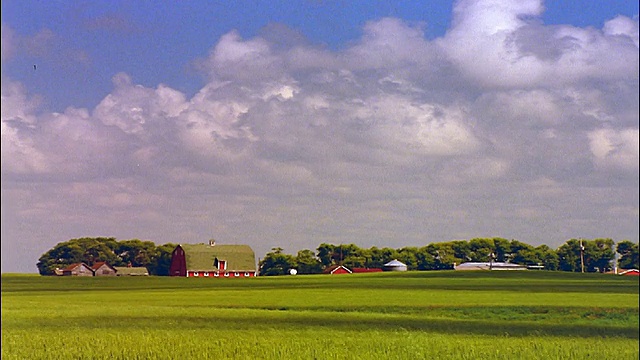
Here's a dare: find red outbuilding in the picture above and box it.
[619,269,639,276]
[323,265,352,275]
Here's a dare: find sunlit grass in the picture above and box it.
[2,271,638,359]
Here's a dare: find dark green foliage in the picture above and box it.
[37,237,120,275]
[295,249,323,274]
[259,248,297,276]
[558,239,617,273]
[38,236,635,277]
[36,237,176,275]
[617,240,639,269]
[148,243,178,276]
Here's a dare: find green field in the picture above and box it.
[2,271,638,359]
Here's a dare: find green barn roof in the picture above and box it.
[180,243,256,271]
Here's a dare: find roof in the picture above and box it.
[384,259,407,267]
[61,263,91,271]
[91,262,115,271]
[352,268,383,273]
[323,265,352,274]
[179,243,256,271]
[455,262,527,270]
[619,269,639,276]
[114,267,149,275]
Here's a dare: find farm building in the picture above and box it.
[61,263,94,276]
[91,262,117,276]
[454,262,527,271]
[383,259,408,272]
[351,267,383,273]
[169,241,257,278]
[323,265,353,274]
[114,266,149,276]
[619,269,639,276]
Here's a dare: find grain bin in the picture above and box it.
[383,259,407,272]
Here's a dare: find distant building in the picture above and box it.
[454,262,527,271]
[383,259,408,272]
[323,265,352,274]
[114,266,149,276]
[351,267,383,273]
[619,269,639,276]
[61,263,94,276]
[91,262,117,276]
[169,241,257,278]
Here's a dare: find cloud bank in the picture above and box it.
[2,0,638,272]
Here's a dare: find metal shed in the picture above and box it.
[383,259,407,272]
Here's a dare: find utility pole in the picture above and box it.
[580,239,585,273]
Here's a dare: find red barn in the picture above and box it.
[323,265,352,274]
[169,241,257,278]
[619,269,639,276]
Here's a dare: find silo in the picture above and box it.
[383,259,408,272]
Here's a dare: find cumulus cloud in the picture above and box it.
[588,128,639,171]
[440,0,639,87]
[2,0,638,272]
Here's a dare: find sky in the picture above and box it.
[2,0,638,273]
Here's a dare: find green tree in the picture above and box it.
[316,243,336,267]
[397,247,420,270]
[616,240,639,269]
[468,238,495,262]
[36,237,120,275]
[586,238,615,273]
[557,238,615,273]
[557,239,584,272]
[259,248,297,276]
[115,239,157,267]
[535,244,559,270]
[365,247,390,268]
[295,249,323,274]
[148,243,177,275]
[492,238,512,262]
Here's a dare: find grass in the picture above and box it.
[2,271,638,359]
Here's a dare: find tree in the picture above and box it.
[148,243,177,276]
[295,249,323,274]
[468,238,495,262]
[397,247,420,270]
[616,241,639,269]
[115,239,157,267]
[37,237,120,275]
[557,238,615,273]
[365,247,390,268]
[259,248,297,276]
[535,244,559,270]
[586,238,615,273]
[316,243,336,267]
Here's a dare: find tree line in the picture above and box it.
[258,238,639,276]
[36,237,176,276]
[37,237,638,276]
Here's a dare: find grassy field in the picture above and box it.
[2,271,638,359]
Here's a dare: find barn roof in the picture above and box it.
[114,267,149,276]
[61,263,91,271]
[179,243,256,271]
[323,265,352,274]
[384,259,407,267]
[91,262,115,271]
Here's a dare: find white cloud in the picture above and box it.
[588,128,639,171]
[440,0,639,87]
[2,0,639,272]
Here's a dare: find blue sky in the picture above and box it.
[2,0,639,272]
[3,1,637,111]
